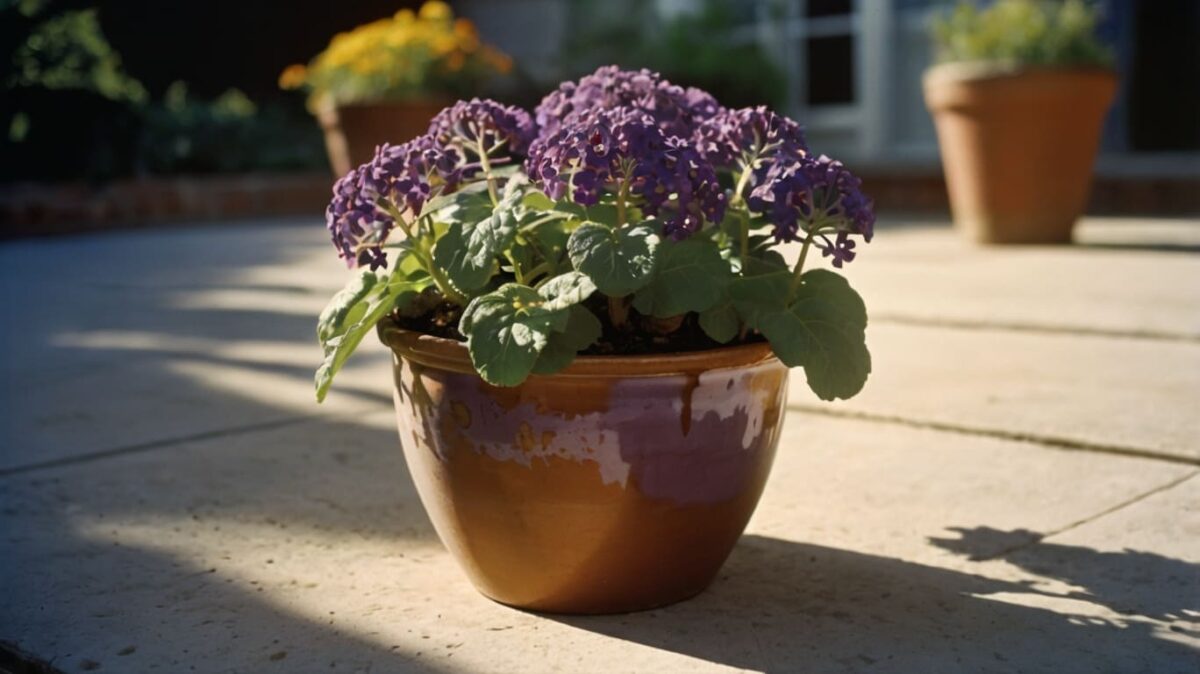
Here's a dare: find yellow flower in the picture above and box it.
[278,63,308,89]
[300,1,513,102]
[418,1,452,22]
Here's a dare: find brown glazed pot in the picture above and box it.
[379,323,790,614]
[924,65,1117,243]
[316,100,448,176]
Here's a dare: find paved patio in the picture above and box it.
[1,216,1197,673]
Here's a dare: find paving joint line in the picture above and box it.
[787,404,1200,468]
[873,313,1200,344]
[0,416,317,478]
[973,470,1200,561]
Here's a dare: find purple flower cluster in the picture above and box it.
[327,99,536,270]
[535,65,721,140]
[326,139,443,269]
[526,107,725,238]
[428,98,535,157]
[695,106,809,181]
[748,154,875,267]
[324,68,875,269]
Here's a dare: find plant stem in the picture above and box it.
[732,164,754,206]
[525,261,553,287]
[381,201,467,305]
[788,232,815,298]
[616,175,630,228]
[739,214,750,271]
[608,295,629,330]
[476,138,499,206]
[506,251,525,285]
[731,165,754,274]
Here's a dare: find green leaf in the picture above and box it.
[421,183,492,222]
[552,201,622,227]
[460,283,568,387]
[315,273,430,402]
[431,187,521,292]
[317,268,381,344]
[567,222,659,296]
[537,271,596,312]
[755,269,871,401]
[532,305,602,375]
[632,239,730,317]
[728,256,791,330]
[521,190,555,211]
[699,302,740,344]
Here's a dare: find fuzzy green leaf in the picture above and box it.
[567,222,659,297]
[538,271,597,312]
[755,269,870,401]
[460,283,568,387]
[432,187,521,292]
[632,239,730,317]
[317,268,381,344]
[699,302,740,344]
[315,273,430,402]
[532,305,602,375]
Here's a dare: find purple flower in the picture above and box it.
[326,136,462,270]
[695,106,808,197]
[534,66,722,141]
[526,107,725,238]
[747,154,875,264]
[428,98,536,158]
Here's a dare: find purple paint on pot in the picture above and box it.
[394,354,788,505]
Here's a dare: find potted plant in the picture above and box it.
[924,0,1117,243]
[315,67,875,614]
[279,1,512,176]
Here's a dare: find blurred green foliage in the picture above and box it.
[2,0,325,181]
[932,0,1114,67]
[139,82,324,174]
[7,4,147,105]
[567,0,786,110]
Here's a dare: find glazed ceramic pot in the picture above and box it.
[379,322,789,614]
[924,65,1117,243]
[316,100,449,176]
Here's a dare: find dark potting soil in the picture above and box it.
[391,293,764,356]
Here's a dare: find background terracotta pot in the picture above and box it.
[380,324,790,614]
[316,100,449,176]
[924,65,1117,243]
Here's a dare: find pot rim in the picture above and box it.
[378,320,781,378]
[923,61,1117,86]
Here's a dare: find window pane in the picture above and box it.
[806,35,855,105]
[806,0,853,18]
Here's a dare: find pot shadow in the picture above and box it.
[550,533,1198,673]
[929,526,1199,625]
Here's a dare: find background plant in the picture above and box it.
[932,0,1114,68]
[565,0,786,110]
[279,1,513,110]
[316,67,875,403]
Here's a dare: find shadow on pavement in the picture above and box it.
[930,525,1199,624]
[552,533,1198,673]
[0,223,457,672]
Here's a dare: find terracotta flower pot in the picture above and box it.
[379,323,790,614]
[924,65,1117,243]
[316,100,449,176]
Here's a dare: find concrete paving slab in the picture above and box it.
[0,222,389,471]
[789,322,1200,462]
[2,408,1194,673]
[841,217,1200,339]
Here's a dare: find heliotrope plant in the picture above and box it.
[316,66,874,402]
